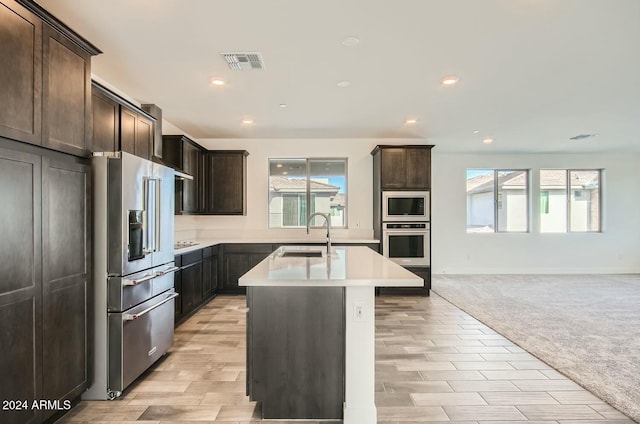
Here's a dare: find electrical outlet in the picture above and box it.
[354,303,365,321]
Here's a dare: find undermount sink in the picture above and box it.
[281,250,324,258]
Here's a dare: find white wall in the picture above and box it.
[432,151,640,274]
[175,138,424,241]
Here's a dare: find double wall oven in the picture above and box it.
[382,191,430,267]
[84,152,177,400]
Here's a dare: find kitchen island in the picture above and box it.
[239,245,423,423]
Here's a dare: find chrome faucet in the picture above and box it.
[307,212,331,253]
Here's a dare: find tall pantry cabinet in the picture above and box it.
[0,1,100,423]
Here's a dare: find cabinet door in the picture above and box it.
[181,262,202,316]
[380,148,406,189]
[42,24,91,157]
[120,107,136,155]
[0,144,42,424]
[182,143,199,213]
[135,115,152,160]
[0,1,42,146]
[406,147,430,189]
[91,89,119,153]
[223,253,250,289]
[202,256,213,300]
[141,104,162,159]
[207,153,245,214]
[197,150,207,213]
[41,154,90,418]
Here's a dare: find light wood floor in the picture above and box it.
[57,294,634,423]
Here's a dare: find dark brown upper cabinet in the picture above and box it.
[91,82,156,160]
[0,0,100,157]
[120,105,153,160]
[372,145,433,190]
[163,135,248,216]
[163,134,204,214]
[91,86,119,152]
[42,24,91,157]
[141,104,163,160]
[206,151,248,215]
[0,0,42,146]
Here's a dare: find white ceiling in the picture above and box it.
[38,0,640,153]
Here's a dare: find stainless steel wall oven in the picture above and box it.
[382,222,430,267]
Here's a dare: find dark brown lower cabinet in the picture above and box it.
[0,139,91,424]
[247,286,345,419]
[378,266,431,296]
[221,244,273,294]
[202,246,217,300]
[174,246,218,325]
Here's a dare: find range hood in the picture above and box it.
[174,169,194,180]
[152,157,193,180]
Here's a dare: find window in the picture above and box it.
[466,169,529,233]
[269,158,347,228]
[540,169,601,232]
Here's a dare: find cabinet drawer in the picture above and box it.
[223,243,273,254]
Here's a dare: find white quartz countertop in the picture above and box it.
[174,238,380,255]
[239,245,423,287]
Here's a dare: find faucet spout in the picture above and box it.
[307,212,331,253]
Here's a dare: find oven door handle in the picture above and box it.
[122,292,179,321]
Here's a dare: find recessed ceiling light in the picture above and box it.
[473,130,480,134]
[276,163,283,168]
[279,103,287,108]
[405,119,418,125]
[282,171,288,175]
[210,78,225,86]
[482,137,494,144]
[342,36,360,47]
[441,76,459,86]
[337,80,351,88]
[241,119,253,125]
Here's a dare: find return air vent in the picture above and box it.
[221,52,265,70]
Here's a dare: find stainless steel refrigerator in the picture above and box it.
[84,151,178,400]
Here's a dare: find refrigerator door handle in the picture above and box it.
[122,292,179,321]
[155,176,162,253]
[143,177,160,254]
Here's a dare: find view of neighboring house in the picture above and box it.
[466,170,600,232]
[269,176,343,228]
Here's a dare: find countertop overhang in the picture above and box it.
[239,245,423,287]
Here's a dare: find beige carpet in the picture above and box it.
[432,274,640,423]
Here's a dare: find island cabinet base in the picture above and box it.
[247,286,345,419]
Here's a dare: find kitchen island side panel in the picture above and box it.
[248,286,345,419]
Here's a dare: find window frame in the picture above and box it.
[466,168,530,233]
[268,157,348,229]
[540,168,602,233]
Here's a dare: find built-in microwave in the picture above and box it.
[382,191,430,222]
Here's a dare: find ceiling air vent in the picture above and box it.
[221,52,265,70]
[569,133,598,141]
